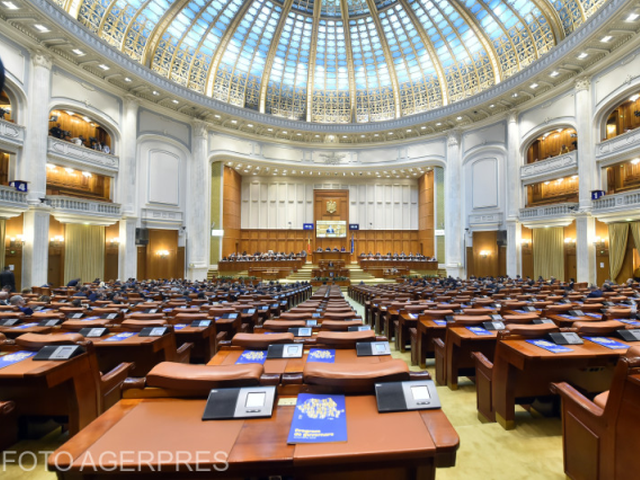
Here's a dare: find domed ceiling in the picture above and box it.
[62,0,605,123]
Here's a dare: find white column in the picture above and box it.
[21,50,53,289]
[506,110,522,277]
[117,96,139,279]
[186,121,210,280]
[574,77,596,285]
[22,206,51,288]
[445,130,464,278]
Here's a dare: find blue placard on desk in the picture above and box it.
[618,319,640,327]
[559,314,582,320]
[307,349,336,363]
[526,339,573,353]
[585,313,603,319]
[433,320,447,326]
[303,223,314,230]
[287,393,347,444]
[13,322,39,329]
[0,351,36,369]
[104,332,138,342]
[349,224,359,230]
[585,337,629,350]
[235,350,267,364]
[466,326,493,336]
[173,324,187,330]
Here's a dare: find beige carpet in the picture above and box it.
[1,297,566,479]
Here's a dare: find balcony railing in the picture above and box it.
[592,191,640,212]
[0,119,25,147]
[519,202,578,219]
[47,136,119,172]
[47,195,121,217]
[596,129,640,163]
[520,151,577,184]
[0,184,28,207]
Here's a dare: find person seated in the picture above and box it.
[340,246,346,252]
[102,144,111,154]
[9,295,33,316]
[325,247,331,252]
[49,123,64,138]
[317,247,323,252]
[587,285,604,298]
[332,247,339,252]
[67,278,81,287]
[69,135,86,147]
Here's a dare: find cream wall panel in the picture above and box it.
[147,150,180,206]
[463,123,506,152]
[407,140,446,160]
[471,158,499,210]
[0,35,26,84]
[263,145,304,162]
[139,109,190,148]
[210,134,253,156]
[594,52,640,106]
[519,92,575,140]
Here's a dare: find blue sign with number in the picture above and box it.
[303,223,314,230]
[10,181,27,192]
[349,224,359,230]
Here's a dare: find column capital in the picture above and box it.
[447,130,461,147]
[123,94,140,110]
[574,76,591,92]
[192,120,209,139]
[507,109,518,124]
[30,49,53,70]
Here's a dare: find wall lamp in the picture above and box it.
[109,237,120,245]
[49,235,64,246]
[156,250,170,258]
[564,238,576,244]
[8,234,25,247]
[479,250,491,258]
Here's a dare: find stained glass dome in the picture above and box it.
[63,0,606,123]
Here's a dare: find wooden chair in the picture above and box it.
[0,401,17,451]
[550,346,640,480]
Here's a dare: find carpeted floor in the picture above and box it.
[1,296,567,479]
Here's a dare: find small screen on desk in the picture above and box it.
[411,385,430,400]
[286,345,299,355]
[375,344,386,353]
[245,392,266,408]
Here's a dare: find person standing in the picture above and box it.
[0,266,16,292]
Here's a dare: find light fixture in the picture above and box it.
[630,94,640,102]
[549,71,559,78]
[564,238,576,244]
[2,1,19,9]
[557,178,564,183]
[456,116,462,120]
[247,124,253,128]
[231,120,237,124]
[72,48,85,56]
[406,129,412,133]
[152,90,160,96]
[479,250,491,258]
[626,13,639,22]
[65,111,75,116]
[46,163,57,170]
[124,77,132,82]
[571,175,578,180]
[530,83,538,89]
[520,239,531,246]
[600,35,612,43]
[512,93,519,98]
[109,237,120,245]
[544,181,550,185]
[98,64,110,71]
[64,167,74,174]
[172,99,179,104]
[436,122,442,126]
[156,250,170,258]
[282,131,287,134]
[34,24,50,33]
[82,171,92,178]
[577,52,588,60]
[49,235,64,246]
[631,158,640,165]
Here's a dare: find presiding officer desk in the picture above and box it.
[48,394,459,480]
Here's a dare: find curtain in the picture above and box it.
[64,224,105,285]
[608,223,629,283]
[532,227,564,281]
[0,219,5,271]
[630,222,640,254]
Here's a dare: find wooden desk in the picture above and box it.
[547,313,604,328]
[415,319,447,368]
[174,324,217,363]
[313,251,351,263]
[0,323,54,338]
[0,350,98,435]
[438,327,498,390]
[92,332,179,377]
[48,396,459,479]
[491,337,630,429]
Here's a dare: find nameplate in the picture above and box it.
[306,349,335,363]
[104,332,138,342]
[288,327,312,337]
[0,350,37,369]
[532,318,556,325]
[356,341,391,356]
[305,319,318,327]
[568,310,585,317]
[203,386,276,420]
[547,332,583,345]
[526,339,573,353]
[408,313,418,320]
[287,394,347,444]
[616,329,640,342]
[466,326,493,336]
[221,313,238,319]
[312,313,321,318]
[190,320,211,328]
[144,309,158,314]
[38,319,63,327]
[67,312,84,319]
[242,309,256,314]
[0,318,21,326]
[33,345,84,361]
[79,327,109,338]
[490,314,503,321]
[267,343,304,359]
[348,325,370,332]
[375,380,441,413]
[445,315,455,322]
[584,336,629,350]
[235,350,267,364]
[139,326,169,337]
[523,306,538,312]
[100,313,119,320]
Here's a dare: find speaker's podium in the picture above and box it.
[313,251,351,263]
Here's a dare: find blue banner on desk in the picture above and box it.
[618,319,640,327]
[559,314,582,320]
[173,324,187,330]
[585,313,603,319]
[288,393,347,444]
[307,349,336,363]
[0,351,36,369]
[584,337,629,350]
[235,350,267,364]
[526,339,573,353]
[13,322,38,329]
[104,332,138,342]
[466,326,493,336]
[433,320,447,326]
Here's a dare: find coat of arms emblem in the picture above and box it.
[326,200,337,214]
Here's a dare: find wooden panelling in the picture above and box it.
[564,222,577,282]
[351,230,420,258]
[314,189,349,252]
[418,171,435,256]
[4,215,23,289]
[46,165,112,201]
[104,223,119,281]
[595,220,610,286]
[48,217,65,287]
[144,229,181,279]
[604,97,640,140]
[0,91,13,123]
[605,160,640,194]
[222,166,242,257]
[137,246,147,280]
[527,176,579,206]
[236,229,311,257]
[471,231,499,278]
[521,225,534,279]
[526,128,577,163]
[0,152,9,186]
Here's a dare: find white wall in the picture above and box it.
[240,176,419,230]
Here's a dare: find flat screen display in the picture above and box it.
[410,385,431,400]
[245,392,266,408]
[316,220,347,238]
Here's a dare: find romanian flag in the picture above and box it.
[350,235,354,254]
[307,236,311,254]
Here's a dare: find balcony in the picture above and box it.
[596,129,640,166]
[592,190,640,222]
[520,151,577,185]
[468,212,503,231]
[47,195,122,226]
[519,202,578,228]
[47,136,119,173]
[0,185,29,218]
[0,119,25,149]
